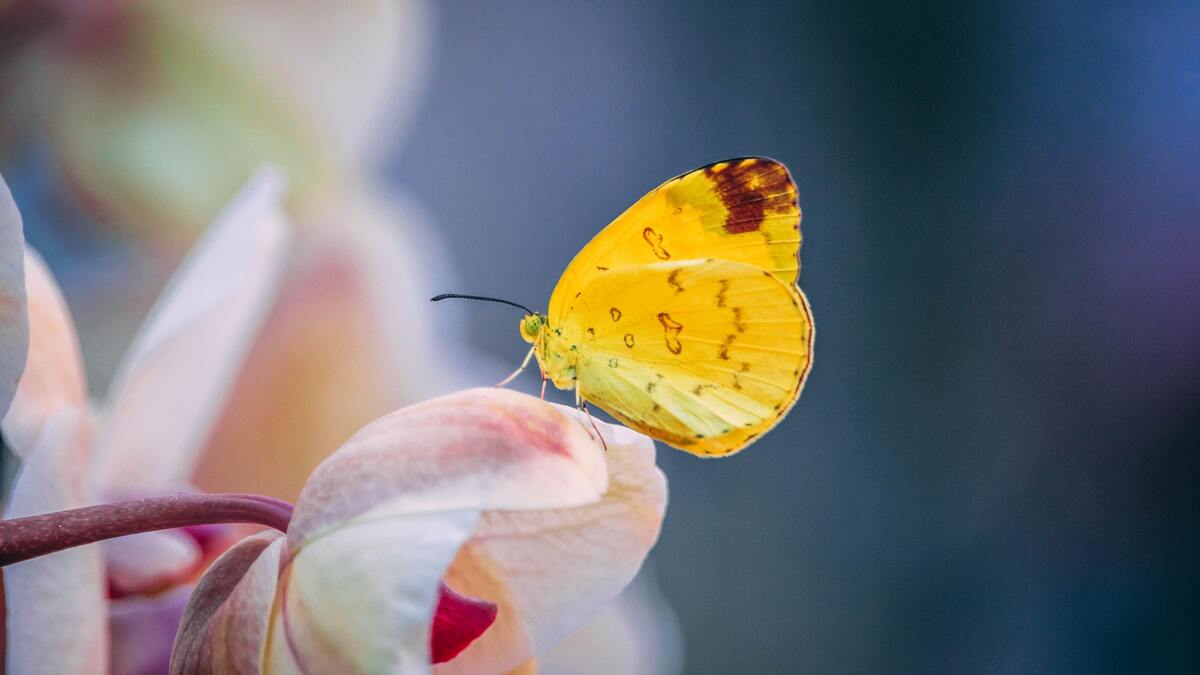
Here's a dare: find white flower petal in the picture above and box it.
[3,407,106,674]
[268,510,479,675]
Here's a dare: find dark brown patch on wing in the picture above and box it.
[703,158,798,235]
[623,333,635,348]
[716,279,729,307]
[658,312,683,354]
[610,307,622,322]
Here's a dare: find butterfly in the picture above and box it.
[438,157,813,456]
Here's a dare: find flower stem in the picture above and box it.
[0,493,293,567]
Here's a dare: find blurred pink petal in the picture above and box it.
[108,585,192,675]
[192,191,478,501]
[3,407,107,674]
[288,388,609,542]
[0,173,27,419]
[2,248,87,457]
[436,411,668,675]
[91,167,291,490]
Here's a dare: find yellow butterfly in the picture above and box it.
[438,157,813,456]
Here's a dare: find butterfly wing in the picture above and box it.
[561,259,813,456]
[547,157,801,321]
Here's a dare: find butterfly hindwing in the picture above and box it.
[548,158,801,322]
[561,259,813,456]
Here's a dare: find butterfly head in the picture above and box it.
[520,313,546,344]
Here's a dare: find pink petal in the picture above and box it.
[3,407,107,674]
[2,248,87,457]
[91,168,292,490]
[171,531,286,675]
[0,173,28,420]
[192,195,481,502]
[192,217,419,501]
[431,584,498,664]
[435,412,668,675]
[288,388,609,546]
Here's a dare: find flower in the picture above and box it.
[0,172,28,417]
[3,171,669,674]
[2,168,291,674]
[172,388,667,674]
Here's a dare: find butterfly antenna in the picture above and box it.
[431,293,536,315]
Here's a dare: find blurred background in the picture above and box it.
[3,1,1198,672]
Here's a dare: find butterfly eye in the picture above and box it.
[522,314,544,338]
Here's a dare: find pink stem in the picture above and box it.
[0,493,293,567]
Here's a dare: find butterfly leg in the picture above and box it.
[495,345,536,388]
[540,375,549,400]
[575,382,608,452]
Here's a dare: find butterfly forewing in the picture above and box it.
[548,158,801,323]
[561,259,813,456]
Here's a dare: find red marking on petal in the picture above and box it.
[430,583,497,664]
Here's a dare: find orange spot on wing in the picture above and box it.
[658,312,683,354]
[642,227,671,259]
